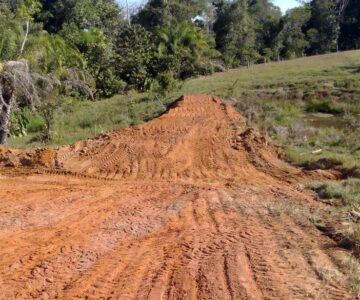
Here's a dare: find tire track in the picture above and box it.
[0,94,356,299]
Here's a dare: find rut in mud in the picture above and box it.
[0,95,355,299]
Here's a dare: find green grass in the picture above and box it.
[9,93,167,148]
[305,99,343,114]
[307,179,360,206]
[306,178,360,264]
[176,50,360,97]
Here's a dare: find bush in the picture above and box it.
[78,118,93,129]
[96,68,126,98]
[305,99,343,114]
[155,71,178,96]
[9,112,29,137]
[27,114,46,133]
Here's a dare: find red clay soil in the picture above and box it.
[0,95,354,299]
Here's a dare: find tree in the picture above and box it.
[68,0,123,40]
[213,0,258,67]
[37,0,75,33]
[0,1,44,61]
[280,6,311,59]
[132,0,171,30]
[0,5,24,60]
[306,0,340,54]
[339,0,360,50]
[248,0,282,62]
[23,31,85,74]
[61,24,122,97]
[115,25,156,90]
[156,21,219,78]
[167,0,208,23]
[133,0,208,31]
[37,0,124,97]
[16,0,42,56]
[38,0,123,38]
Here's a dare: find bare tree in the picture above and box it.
[0,71,15,144]
[119,0,145,25]
[19,20,29,56]
[0,55,95,145]
[125,0,131,26]
[0,60,37,145]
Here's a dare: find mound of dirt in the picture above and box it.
[62,94,308,185]
[1,95,305,184]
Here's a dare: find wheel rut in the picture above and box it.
[0,95,355,299]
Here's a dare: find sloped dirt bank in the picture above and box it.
[0,95,333,184]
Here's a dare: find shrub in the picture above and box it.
[95,69,126,98]
[305,99,343,114]
[155,71,178,96]
[9,112,29,137]
[27,114,46,133]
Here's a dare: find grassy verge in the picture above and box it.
[307,179,360,206]
[307,179,360,254]
[305,179,360,295]
[9,93,167,148]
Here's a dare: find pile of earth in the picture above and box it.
[0,95,333,184]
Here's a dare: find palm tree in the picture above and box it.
[156,21,220,79]
[157,21,213,60]
[23,32,85,75]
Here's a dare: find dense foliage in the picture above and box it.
[1,0,360,144]
[1,0,360,96]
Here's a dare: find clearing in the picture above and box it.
[0,95,357,299]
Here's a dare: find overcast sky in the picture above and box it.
[118,0,300,14]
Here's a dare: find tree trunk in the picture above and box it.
[125,0,131,26]
[0,76,15,145]
[20,20,29,56]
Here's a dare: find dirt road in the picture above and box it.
[0,95,355,299]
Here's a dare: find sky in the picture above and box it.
[120,0,300,14]
[274,0,300,13]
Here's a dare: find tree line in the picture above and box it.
[0,0,359,143]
